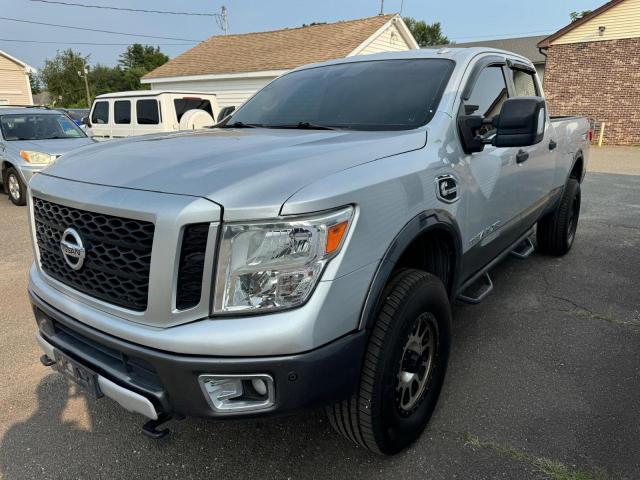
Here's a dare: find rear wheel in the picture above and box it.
[5,167,26,206]
[537,178,581,256]
[326,268,452,455]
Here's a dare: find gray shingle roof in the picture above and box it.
[432,35,548,64]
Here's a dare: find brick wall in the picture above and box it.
[543,38,640,145]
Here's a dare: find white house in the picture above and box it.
[142,14,418,108]
[0,50,35,105]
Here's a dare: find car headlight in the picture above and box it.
[20,150,55,164]
[213,206,354,314]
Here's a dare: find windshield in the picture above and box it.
[0,113,87,141]
[228,59,454,131]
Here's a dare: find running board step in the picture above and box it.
[510,237,535,259]
[457,272,493,304]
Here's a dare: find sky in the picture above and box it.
[0,0,608,70]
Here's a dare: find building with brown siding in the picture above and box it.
[538,0,640,145]
[0,50,35,106]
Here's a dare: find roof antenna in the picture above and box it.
[379,0,384,15]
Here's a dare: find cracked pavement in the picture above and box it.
[0,148,638,479]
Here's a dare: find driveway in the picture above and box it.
[0,147,638,479]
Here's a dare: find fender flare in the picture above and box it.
[569,149,586,183]
[358,209,463,331]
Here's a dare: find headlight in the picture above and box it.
[213,206,354,314]
[20,151,55,164]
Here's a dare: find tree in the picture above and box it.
[403,17,449,47]
[40,45,170,107]
[117,44,169,90]
[29,74,42,95]
[570,10,592,22]
[119,44,168,72]
[39,49,90,107]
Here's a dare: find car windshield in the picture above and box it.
[0,113,87,140]
[227,59,454,131]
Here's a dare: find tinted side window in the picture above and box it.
[114,100,131,124]
[91,101,109,124]
[465,66,508,136]
[174,98,214,122]
[137,99,160,125]
[512,70,538,97]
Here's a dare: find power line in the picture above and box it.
[0,37,196,46]
[0,16,203,42]
[28,0,222,17]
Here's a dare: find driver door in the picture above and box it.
[457,61,524,278]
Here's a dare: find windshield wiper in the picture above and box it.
[220,121,263,129]
[268,122,339,130]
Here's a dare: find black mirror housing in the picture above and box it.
[81,116,90,126]
[218,106,236,121]
[493,97,546,148]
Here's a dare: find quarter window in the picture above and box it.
[136,99,160,125]
[114,100,131,124]
[91,101,109,124]
[174,98,214,122]
[511,69,538,97]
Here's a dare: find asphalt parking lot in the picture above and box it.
[0,147,638,480]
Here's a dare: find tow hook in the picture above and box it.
[142,413,184,439]
[40,354,56,367]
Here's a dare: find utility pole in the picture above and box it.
[221,6,228,35]
[78,64,90,108]
[379,0,384,15]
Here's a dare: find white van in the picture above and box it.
[86,91,221,139]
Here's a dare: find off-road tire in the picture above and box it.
[5,167,26,206]
[326,268,452,455]
[537,178,581,256]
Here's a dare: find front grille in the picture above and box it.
[33,197,155,311]
[176,223,209,310]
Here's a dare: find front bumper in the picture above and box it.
[31,291,367,419]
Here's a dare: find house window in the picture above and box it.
[114,100,131,124]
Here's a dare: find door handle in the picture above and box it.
[516,149,529,164]
[549,139,557,150]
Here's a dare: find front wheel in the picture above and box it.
[326,269,452,455]
[5,167,27,206]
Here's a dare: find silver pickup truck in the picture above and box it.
[28,48,589,454]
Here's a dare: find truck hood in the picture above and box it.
[42,128,426,219]
[9,137,96,156]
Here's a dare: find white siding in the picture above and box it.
[358,24,411,55]
[0,54,32,105]
[149,76,280,108]
[551,0,640,45]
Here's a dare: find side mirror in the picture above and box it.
[493,97,546,148]
[218,106,236,121]
[81,116,90,127]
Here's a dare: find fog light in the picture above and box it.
[198,374,275,413]
[251,378,267,396]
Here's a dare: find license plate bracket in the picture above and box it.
[53,349,103,399]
